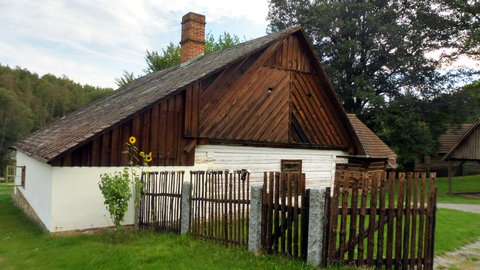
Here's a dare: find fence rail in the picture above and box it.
[138,171,184,233]
[189,170,250,247]
[327,171,437,269]
[262,172,310,260]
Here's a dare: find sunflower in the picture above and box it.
[129,136,136,144]
[139,151,145,157]
[145,154,153,162]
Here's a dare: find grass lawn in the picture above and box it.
[436,174,480,204]
[1,183,479,269]
[435,208,480,255]
[0,184,355,270]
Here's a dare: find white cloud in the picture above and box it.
[0,0,270,88]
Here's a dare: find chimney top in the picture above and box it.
[180,12,206,63]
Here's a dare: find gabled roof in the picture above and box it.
[13,28,300,162]
[13,26,364,163]
[443,119,480,161]
[346,114,397,161]
[437,124,472,154]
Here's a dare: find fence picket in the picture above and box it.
[189,170,250,247]
[348,172,359,261]
[367,172,378,265]
[327,171,437,269]
[139,171,183,233]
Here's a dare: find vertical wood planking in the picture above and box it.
[403,172,413,268]
[367,172,378,265]
[410,173,419,269]
[376,172,387,268]
[395,173,405,268]
[348,172,359,261]
[327,171,437,269]
[386,172,396,268]
[328,171,342,263]
[293,173,299,258]
[339,171,350,260]
[358,173,368,264]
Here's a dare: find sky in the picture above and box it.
[2,1,478,90]
[0,0,270,89]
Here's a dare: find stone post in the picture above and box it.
[307,187,328,267]
[248,185,263,254]
[180,181,191,234]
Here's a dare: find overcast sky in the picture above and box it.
[0,0,270,88]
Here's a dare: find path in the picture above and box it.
[434,204,480,269]
[437,203,480,214]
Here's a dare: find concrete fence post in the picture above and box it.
[307,187,328,267]
[180,181,191,234]
[248,185,263,254]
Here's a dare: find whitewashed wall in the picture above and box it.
[15,145,347,233]
[49,165,205,232]
[195,145,348,187]
[15,151,54,231]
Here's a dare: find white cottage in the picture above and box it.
[10,13,393,233]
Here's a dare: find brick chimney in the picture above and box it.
[180,12,206,63]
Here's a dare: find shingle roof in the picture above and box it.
[346,114,397,160]
[437,124,472,154]
[13,27,300,162]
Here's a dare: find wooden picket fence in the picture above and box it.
[138,171,184,232]
[327,171,437,269]
[261,172,310,260]
[189,170,250,246]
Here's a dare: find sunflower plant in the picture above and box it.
[98,136,152,233]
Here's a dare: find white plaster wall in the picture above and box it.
[195,145,348,187]
[16,145,348,232]
[15,151,53,231]
[50,166,205,232]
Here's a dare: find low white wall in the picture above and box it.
[50,166,205,232]
[16,145,347,233]
[195,145,348,187]
[15,151,54,231]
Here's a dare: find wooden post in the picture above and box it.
[448,160,452,194]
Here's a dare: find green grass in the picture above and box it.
[436,174,480,204]
[0,184,350,270]
[435,208,480,255]
[1,183,479,269]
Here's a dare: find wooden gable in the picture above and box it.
[444,120,480,161]
[197,32,358,151]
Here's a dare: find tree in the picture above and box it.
[0,88,33,173]
[435,0,480,60]
[267,0,475,115]
[0,64,113,176]
[115,32,243,87]
[267,0,479,167]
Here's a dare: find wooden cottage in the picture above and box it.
[415,123,480,176]
[443,119,480,193]
[10,13,388,233]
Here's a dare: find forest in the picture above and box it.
[0,64,113,176]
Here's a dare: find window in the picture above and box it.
[281,160,302,174]
[6,165,25,188]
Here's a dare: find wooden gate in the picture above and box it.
[261,172,310,260]
[189,170,250,246]
[326,171,437,269]
[138,171,184,233]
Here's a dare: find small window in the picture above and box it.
[6,165,25,188]
[281,160,302,174]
